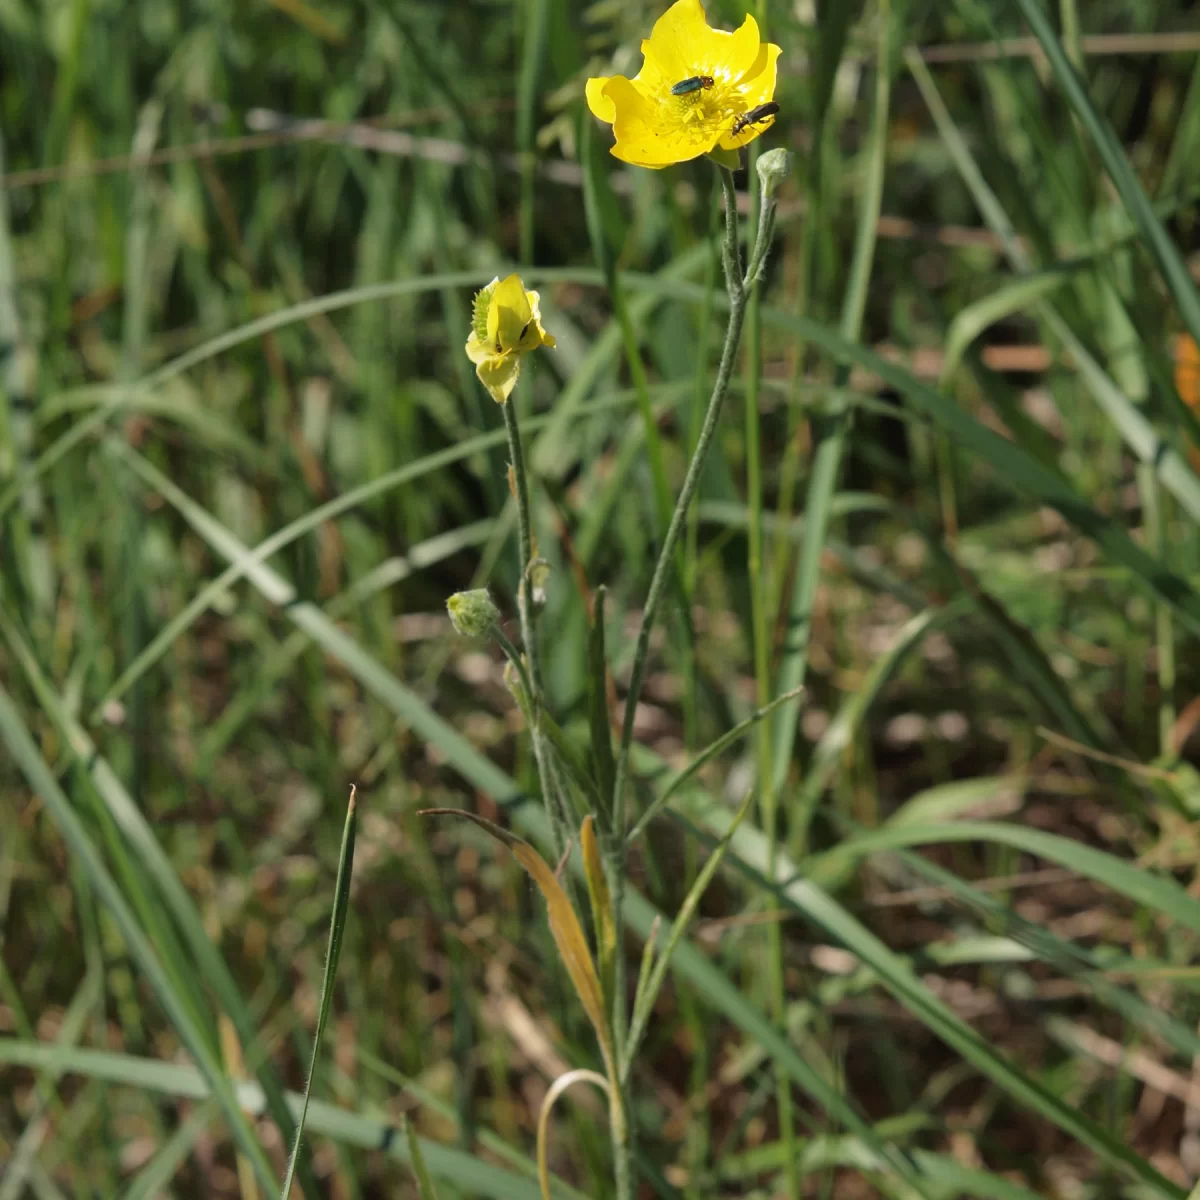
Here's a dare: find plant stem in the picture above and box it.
[501,397,571,851]
[745,97,800,1200]
[605,836,631,1200]
[607,166,748,1200]
[612,167,746,834]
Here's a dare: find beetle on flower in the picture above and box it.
[465,273,556,405]
[585,0,781,169]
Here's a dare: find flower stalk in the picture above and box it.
[444,6,789,1198]
[604,158,788,1200]
[501,397,574,853]
[611,165,747,836]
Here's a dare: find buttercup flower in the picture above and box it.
[465,274,556,404]
[585,0,781,169]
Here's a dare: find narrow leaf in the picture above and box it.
[422,810,615,1078]
[536,1070,610,1200]
[580,816,616,1011]
[280,787,358,1198]
[0,683,279,1193]
[537,710,603,820]
[794,606,960,848]
[586,587,616,822]
[1008,0,1200,353]
[940,270,1067,386]
[696,806,1186,1198]
[405,1117,441,1199]
[622,789,755,1079]
[626,686,804,846]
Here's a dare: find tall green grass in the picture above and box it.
[5,0,1200,1195]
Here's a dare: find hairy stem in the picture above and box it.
[607,164,750,1200]
[611,166,746,834]
[502,398,571,851]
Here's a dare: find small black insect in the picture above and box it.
[670,74,715,96]
[730,101,780,137]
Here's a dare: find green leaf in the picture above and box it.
[280,787,358,1198]
[695,808,1186,1198]
[621,274,1200,638]
[940,270,1068,386]
[769,0,897,795]
[1007,0,1200,354]
[621,790,755,1080]
[405,1118,442,1200]
[586,586,616,825]
[806,821,1200,935]
[113,442,928,1194]
[625,685,804,847]
[794,606,962,848]
[0,607,313,1195]
[0,684,280,1195]
[0,1040,561,1199]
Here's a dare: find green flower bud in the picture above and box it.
[446,588,500,638]
[756,147,794,200]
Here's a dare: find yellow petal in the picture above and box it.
[585,76,617,125]
[642,0,762,91]
[607,77,717,167]
[475,351,521,404]
[487,273,534,354]
[718,43,783,151]
[520,289,557,351]
[465,332,492,365]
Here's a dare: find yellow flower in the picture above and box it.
[465,274,556,404]
[585,0,781,169]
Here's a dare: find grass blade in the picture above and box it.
[694,807,1187,1199]
[625,686,804,846]
[793,605,963,851]
[0,683,279,1193]
[804,820,1200,933]
[0,604,311,1186]
[1008,0,1200,351]
[0,1040,563,1199]
[586,586,616,824]
[770,0,896,792]
[906,46,1200,531]
[625,276,1200,636]
[280,787,358,1198]
[621,789,755,1080]
[112,441,929,1194]
[405,1117,441,1199]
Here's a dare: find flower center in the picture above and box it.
[664,76,742,137]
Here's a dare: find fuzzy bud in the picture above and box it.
[756,147,794,201]
[446,589,500,638]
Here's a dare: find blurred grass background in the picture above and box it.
[8,0,1200,1196]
